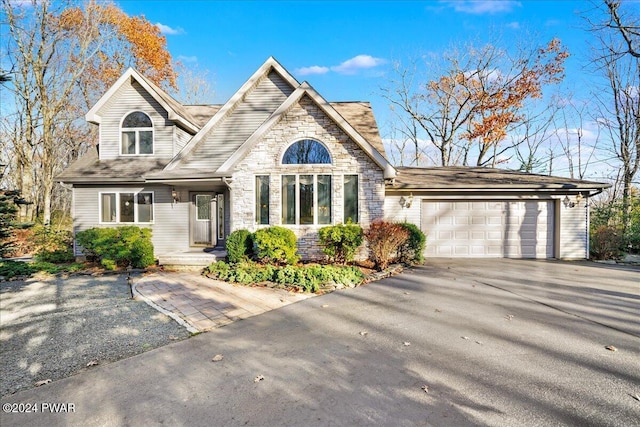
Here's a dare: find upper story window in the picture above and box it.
[282,139,331,164]
[121,111,153,155]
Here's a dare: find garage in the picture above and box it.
[420,200,555,258]
[384,166,610,260]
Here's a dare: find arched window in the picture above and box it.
[121,111,153,155]
[282,139,331,164]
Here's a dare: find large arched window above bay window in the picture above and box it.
[282,139,331,164]
[121,111,153,155]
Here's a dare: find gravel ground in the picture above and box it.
[0,272,191,397]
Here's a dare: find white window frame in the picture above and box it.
[281,174,332,226]
[98,191,155,224]
[120,111,154,156]
[195,195,212,222]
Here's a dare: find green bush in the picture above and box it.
[253,226,299,265]
[365,220,410,270]
[318,222,363,264]
[590,225,624,260]
[0,190,19,258]
[0,260,84,279]
[397,222,426,264]
[226,229,254,263]
[33,225,74,263]
[76,226,155,269]
[590,195,640,255]
[204,261,364,293]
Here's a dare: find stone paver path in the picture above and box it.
[134,271,314,332]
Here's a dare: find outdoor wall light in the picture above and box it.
[563,195,576,208]
[171,188,180,204]
[563,193,584,208]
[400,193,414,209]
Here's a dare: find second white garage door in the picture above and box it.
[421,200,555,258]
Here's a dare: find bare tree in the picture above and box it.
[1,0,177,224]
[174,63,216,105]
[588,0,640,234]
[512,98,559,174]
[552,94,599,180]
[381,38,568,167]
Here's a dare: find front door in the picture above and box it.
[190,193,216,247]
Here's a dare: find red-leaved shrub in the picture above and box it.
[365,220,409,270]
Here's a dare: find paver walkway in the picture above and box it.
[134,271,314,332]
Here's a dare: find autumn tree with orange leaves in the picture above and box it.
[462,39,569,166]
[0,0,177,224]
[382,38,569,167]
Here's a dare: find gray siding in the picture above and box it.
[183,71,294,170]
[72,185,191,257]
[174,126,194,153]
[559,199,588,259]
[97,79,177,160]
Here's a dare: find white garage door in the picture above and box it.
[421,200,555,258]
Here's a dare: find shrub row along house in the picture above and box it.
[58,57,609,265]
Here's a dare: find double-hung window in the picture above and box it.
[121,112,153,155]
[281,174,331,225]
[100,192,154,223]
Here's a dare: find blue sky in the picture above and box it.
[117,1,621,177]
[122,0,591,103]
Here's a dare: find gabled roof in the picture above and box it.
[86,68,200,133]
[216,81,393,176]
[63,57,395,184]
[332,102,386,158]
[184,105,222,127]
[163,57,300,171]
[391,166,611,191]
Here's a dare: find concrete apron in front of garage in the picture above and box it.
[134,272,314,332]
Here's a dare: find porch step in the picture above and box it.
[157,250,225,268]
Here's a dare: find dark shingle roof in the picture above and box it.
[331,102,386,159]
[391,166,611,190]
[183,105,222,127]
[56,149,169,183]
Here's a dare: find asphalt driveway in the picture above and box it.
[1,259,639,426]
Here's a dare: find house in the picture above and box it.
[57,57,609,265]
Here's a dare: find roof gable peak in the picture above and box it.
[85,67,199,133]
[164,56,300,171]
[216,83,394,177]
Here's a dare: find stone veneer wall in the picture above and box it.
[229,95,385,260]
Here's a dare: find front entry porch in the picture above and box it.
[157,247,227,268]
